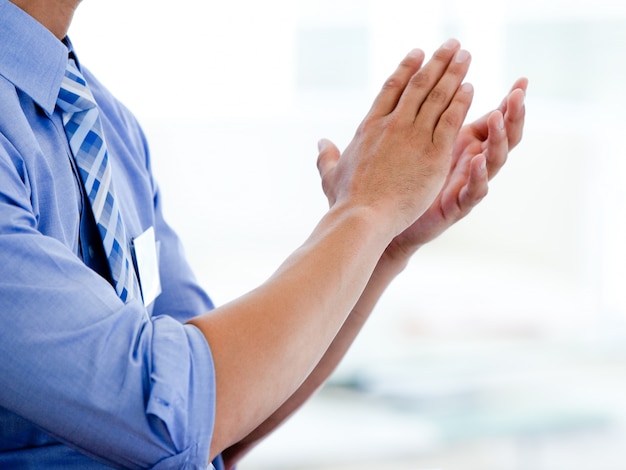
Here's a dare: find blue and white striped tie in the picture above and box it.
[57,59,139,303]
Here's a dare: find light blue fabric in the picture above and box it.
[0,1,220,468]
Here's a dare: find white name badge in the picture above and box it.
[131,226,161,307]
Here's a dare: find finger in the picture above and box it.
[366,49,425,119]
[418,48,472,133]
[316,138,341,206]
[395,38,462,119]
[503,88,526,149]
[457,154,488,213]
[509,77,529,95]
[498,77,528,115]
[484,110,508,179]
[432,81,474,151]
[316,138,341,178]
[470,77,528,138]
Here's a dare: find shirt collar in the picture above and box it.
[0,0,70,115]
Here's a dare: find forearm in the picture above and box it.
[187,204,394,459]
[190,40,473,462]
[221,248,411,467]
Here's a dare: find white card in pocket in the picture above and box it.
[131,226,161,308]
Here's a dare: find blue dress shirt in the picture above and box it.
[0,1,223,468]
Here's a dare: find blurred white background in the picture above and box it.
[70,1,626,469]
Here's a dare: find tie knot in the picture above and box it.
[57,59,97,114]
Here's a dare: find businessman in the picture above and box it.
[0,0,527,468]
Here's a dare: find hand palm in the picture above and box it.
[387,78,528,257]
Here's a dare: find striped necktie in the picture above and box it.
[56,58,139,303]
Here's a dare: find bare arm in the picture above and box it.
[220,75,528,468]
[188,40,473,460]
[219,247,407,467]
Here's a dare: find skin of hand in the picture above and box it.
[318,77,528,261]
[387,77,528,258]
[316,40,475,239]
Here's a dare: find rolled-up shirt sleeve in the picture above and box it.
[0,216,217,469]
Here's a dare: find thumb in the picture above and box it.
[316,138,340,178]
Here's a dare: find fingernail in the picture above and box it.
[441,38,459,50]
[461,83,473,93]
[407,48,423,59]
[454,49,470,63]
[317,139,325,152]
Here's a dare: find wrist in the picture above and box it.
[381,237,421,270]
[324,201,398,249]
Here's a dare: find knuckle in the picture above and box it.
[356,115,376,137]
[407,70,430,90]
[359,114,401,137]
[441,110,462,129]
[381,75,404,93]
[380,115,402,134]
[432,48,454,63]
[427,87,448,105]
